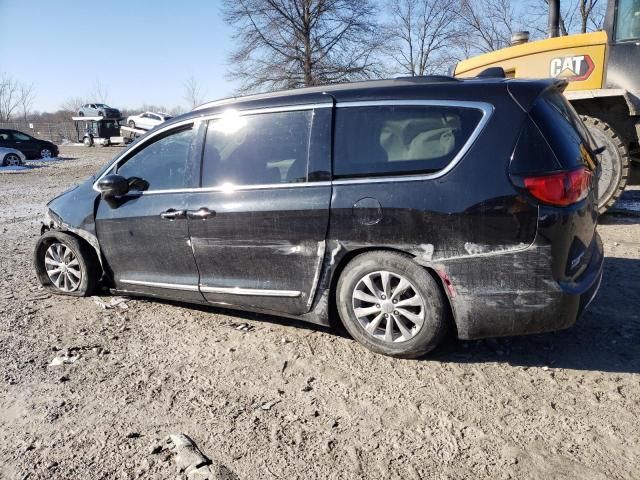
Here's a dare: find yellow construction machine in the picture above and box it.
[455,0,640,212]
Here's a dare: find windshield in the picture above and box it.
[95,104,109,108]
[616,0,640,41]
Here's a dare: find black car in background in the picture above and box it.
[0,129,59,159]
[33,76,603,358]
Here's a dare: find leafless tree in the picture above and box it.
[222,0,382,93]
[60,96,88,114]
[0,74,36,122]
[90,79,110,104]
[526,0,604,37]
[183,75,206,110]
[382,0,460,76]
[456,0,522,54]
[18,83,35,122]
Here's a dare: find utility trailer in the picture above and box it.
[71,116,133,147]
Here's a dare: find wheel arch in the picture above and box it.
[327,246,456,334]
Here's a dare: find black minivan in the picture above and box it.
[34,76,603,358]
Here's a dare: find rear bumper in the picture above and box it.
[445,233,604,340]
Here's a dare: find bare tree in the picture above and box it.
[60,96,88,114]
[18,83,35,122]
[383,0,460,76]
[90,79,110,103]
[526,0,604,37]
[0,74,36,122]
[183,75,206,110]
[456,0,522,54]
[222,0,381,93]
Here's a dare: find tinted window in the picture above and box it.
[333,105,483,179]
[202,110,312,187]
[117,126,198,191]
[12,132,31,141]
[615,0,640,41]
[531,92,596,171]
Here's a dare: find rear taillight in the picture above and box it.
[523,168,593,206]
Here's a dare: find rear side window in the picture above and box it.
[530,91,596,171]
[333,105,484,179]
[202,110,312,187]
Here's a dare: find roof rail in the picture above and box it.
[394,75,460,83]
[476,67,506,78]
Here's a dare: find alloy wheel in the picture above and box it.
[4,154,21,166]
[352,270,425,343]
[44,242,82,292]
[40,149,52,159]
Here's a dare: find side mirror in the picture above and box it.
[97,174,129,199]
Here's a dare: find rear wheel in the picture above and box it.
[336,251,448,358]
[40,148,53,159]
[582,116,629,213]
[128,120,135,128]
[34,231,100,296]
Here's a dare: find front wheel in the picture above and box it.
[34,231,100,296]
[336,251,448,358]
[2,153,22,166]
[128,120,135,128]
[40,148,53,159]
[582,116,629,213]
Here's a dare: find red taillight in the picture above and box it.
[523,168,593,206]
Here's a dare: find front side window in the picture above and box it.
[333,105,484,179]
[117,126,198,191]
[202,110,312,187]
[12,132,31,141]
[615,0,640,41]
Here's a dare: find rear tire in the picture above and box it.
[582,116,629,214]
[128,120,135,128]
[336,251,448,358]
[34,231,100,297]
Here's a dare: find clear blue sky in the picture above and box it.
[0,0,239,112]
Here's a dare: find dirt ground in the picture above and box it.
[0,146,639,480]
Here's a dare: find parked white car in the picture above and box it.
[0,146,26,166]
[126,112,172,131]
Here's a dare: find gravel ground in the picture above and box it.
[1,146,639,480]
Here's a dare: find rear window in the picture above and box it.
[530,91,596,170]
[333,105,484,179]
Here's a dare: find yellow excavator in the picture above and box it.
[455,0,639,212]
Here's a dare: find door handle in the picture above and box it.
[186,207,215,219]
[160,208,186,220]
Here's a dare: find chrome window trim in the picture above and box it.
[332,99,493,185]
[199,285,301,297]
[93,99,493,193]
[92,103,330,193]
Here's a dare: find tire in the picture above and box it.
[2,153,22,166]
[40,148,53,159]
[78,112,84,117]
[33,231,100,297]
[83,136,93,147]
[336,251,448,358]
[581,116,630,214]
[128,120,135,128]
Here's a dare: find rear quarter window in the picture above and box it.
[333,105,484,179]
[530,92,597,171]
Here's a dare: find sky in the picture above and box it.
[0,0,240,112]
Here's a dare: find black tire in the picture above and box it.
[78,112,84,117]
[336,251,448,358]
[2,153,22,166]
[128,120,135,128]
[581,116,629,214]
[33,231,100,297]
[40,148,53,159]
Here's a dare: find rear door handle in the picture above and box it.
[186,207,215,219]
[160,208,186,220]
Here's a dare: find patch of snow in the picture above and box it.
[0,165,31,173]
